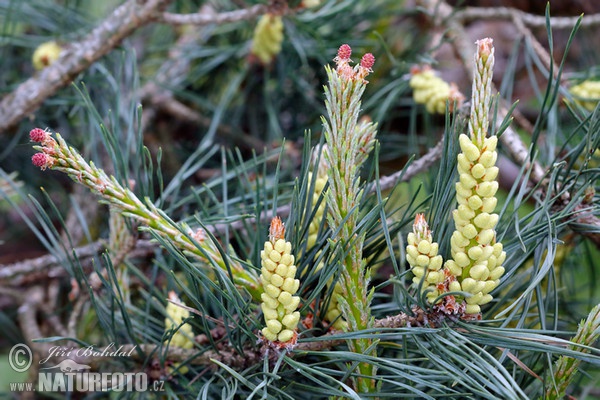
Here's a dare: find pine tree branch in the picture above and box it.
[55,308,434,369]
[7,192,595,290]
[68,296,88,338]
[510,13,559,80]
[0,0,173,134]
[157,4,267,26]
[455,6,594,30]
[41,281,68,337]
[545,303,600,399]
[138,5,207,131]
[141,89,266,151]
[378,136,445,192]
[18,289,55,355]
[0,239,156,285]
[0,241,103,280]
[569,204,600,248]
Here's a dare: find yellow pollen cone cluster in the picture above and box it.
[406,39,505,317]
[260,217,301,343]
[250,14,284,65]
[409,66,464,114]
[445,133,506,314]
[406,214,444,303]
[164,291,194,349]
[301,0,321,7]
[570,80,600,111]
[444,38,506,316]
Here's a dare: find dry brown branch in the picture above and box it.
[158,4,266,26]
[58,307,434,369]
[509,12,560,81]
[142,90,266,151]
[40,281,68,337]
[569,204,600,248]
[68,295,88,338]
[0,239,156,285]
[0,241,103,280]
[0,0,173,134]
[18,290,53,355]
[455,6,595,30]
[379,137,445,193]
[0,286,25,301]
[138,4,209,129]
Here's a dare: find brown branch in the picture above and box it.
[569,204,600,248]
[137,4,210,127]
[0,0,173,134]
[142,89,266,151]
[0,239,156,285]
[63,343,261,371]
[378,137,445,193]
[294,308,433,353]
[39,281,68,337]
[509,11,560,82]
[0,241,103,280]
[59,308,434,370]
[158,4,267,26]
[18,290,54,356]
[456,6,595,30]
[68,295,88,338]
[0,286,25,301]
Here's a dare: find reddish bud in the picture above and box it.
[269,216,285,243]
[413,213,431,241]
[32,153,50,169]
[410,65,421,75]
[360,53,375,70]
[476,38,493,57]
[29,128,47,142]
[168,290,181,303]
[337,44,352,61]
[475,38,494,65]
